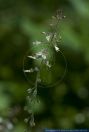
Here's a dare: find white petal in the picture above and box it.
[42,32,46,35]
[42,54,46,60]
[36,51,47,60]
[24,68,34,73]
[36,52,42,56]
[54,45,60,52]
[27,56,36,59]
[50,23,53,26]
[27,88,32,93]
[46,35,51,41]
[33,41,41,45]
[46,61,51,68]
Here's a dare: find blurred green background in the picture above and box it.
[0,0,89,131]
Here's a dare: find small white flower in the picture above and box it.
[54,34,57,38]
[46,61,51,68]
[36,52,42,56]
[54,45,60,52]
[42,32,46,35]
[59,36,62,39]
[36,51,47,60]
[24,68,34,73]
[52,16,56,19]
[63,16,66,18]
[33,41,41,45]
[24,118,29,123]
[34,67,39,72]
[36,52,42,59]
[27,56,36,59]
[42,54,46,60]
[46,35,51,41]
[50,23,53,26]
[27,88,32,93]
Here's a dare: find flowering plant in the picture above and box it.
[23,10,66,131]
